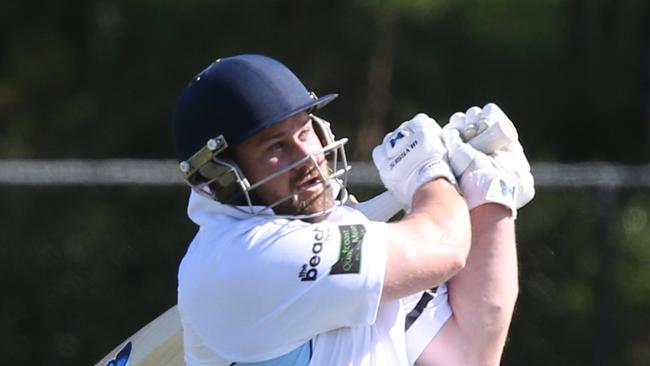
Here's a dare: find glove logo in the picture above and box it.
[389,131,405,148]
[388,139,418,170]
[500,179,516,199]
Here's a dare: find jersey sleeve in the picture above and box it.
[178,209,389,362]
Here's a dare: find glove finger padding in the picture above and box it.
[448,112,467,131]
[442,127,476,177]
[464,106,482,130]
[372,113,456,207]
[481,103,509,126]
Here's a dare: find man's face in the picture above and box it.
[234,112,334,217]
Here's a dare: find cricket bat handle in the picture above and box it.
[464,118,518,154]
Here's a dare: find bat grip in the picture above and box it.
[466,118,517,154]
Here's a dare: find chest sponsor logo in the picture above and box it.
[331,224,365,275]
[298,226,330,282]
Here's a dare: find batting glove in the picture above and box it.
[372,113,456,208]
[442,104,535,217]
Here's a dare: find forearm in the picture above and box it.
[408,179,472,266]
[382,179,471,302]
[446,203,518,364]
[416,102,531,365]
[409,179,470,238]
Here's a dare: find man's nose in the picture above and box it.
[290,140,316,171]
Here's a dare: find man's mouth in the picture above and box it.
[294,161,329,193]
[296,175,323,192]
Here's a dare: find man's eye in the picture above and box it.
[269,142,284,151]
[299,127,312,139]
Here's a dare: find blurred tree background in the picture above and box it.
[1,0,649,365]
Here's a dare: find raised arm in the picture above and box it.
[371,114,472,303]
[417,103,535,365]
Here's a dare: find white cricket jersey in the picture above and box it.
[178,192,451,366]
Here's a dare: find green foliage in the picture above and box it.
[2,0,648,161]
[505,189,650,365]
[355,0,451,18]
[617,194,650,365]
[0,186,195,364]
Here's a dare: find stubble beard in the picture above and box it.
[274,183,334,222]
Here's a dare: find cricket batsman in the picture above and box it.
[171,54,534,365]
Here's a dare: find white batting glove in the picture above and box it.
[442,104,534,217]
[372,113,456,208]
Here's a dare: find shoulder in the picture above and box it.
[178,207,392,361]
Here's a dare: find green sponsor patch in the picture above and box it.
[331,224,366,275]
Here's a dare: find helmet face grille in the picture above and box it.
[179,115,351,220]
[242,135,351,219]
